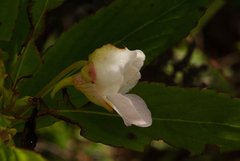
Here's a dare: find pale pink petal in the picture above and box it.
[124,94,152,127]
[72,72,113,112]
[106,93,152,127]
[118,66,140,94]
[89,44,137,86]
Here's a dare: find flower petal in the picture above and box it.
[89,44,137,86]
[106,93,152,127]
[132,50,145,70]
[118,65,140,94]
[124,94,152,127]
[72,72,113,112]
[80,61,96,83]
[98,76,123,96]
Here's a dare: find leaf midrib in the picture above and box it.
[113,0,186,46]
[13,0,48,87]
[55,110,240,129]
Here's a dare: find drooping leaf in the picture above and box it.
[10,0,65,89]
[48,82,240,156]
[18,0,212,99]
[0,140,46,161]
[0,0,20,41]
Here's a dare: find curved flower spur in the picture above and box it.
[50,44,152,127]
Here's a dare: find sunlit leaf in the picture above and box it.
[0,140,46,161]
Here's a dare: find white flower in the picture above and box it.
[51,44,152,127]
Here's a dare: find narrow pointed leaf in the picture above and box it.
[0,0,31,74]
[49,82,240,156]
[18,0,211,98]
[10,41,43,86]
[10,0,65,88]
[0,0,20,41]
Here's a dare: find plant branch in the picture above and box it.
[35,60,88,98]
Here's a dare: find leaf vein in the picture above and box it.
[113,0,186,46]
[55,110,240,128]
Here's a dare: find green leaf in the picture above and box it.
[0,0,31,57]
[0,0,32,89]
[0,59,5,94]
[0,140,46,161]
[0,59,5,112]
[10,41,43,88]
[49,82,240,156]
[0,49,10,62]
[18,0,211,98]
[10,0,65,88]
[12,115,60,133]
[12,86,88,132]
[0,0,20,41]
[0,113,11,129]
[28,0,66,40]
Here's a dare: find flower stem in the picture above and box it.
[35,60,88,98]
[50,76,73,99]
